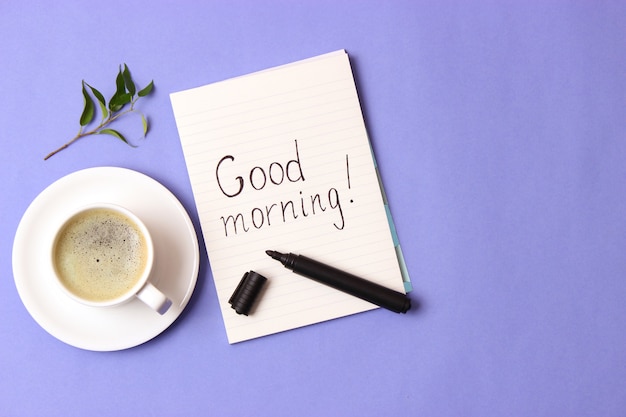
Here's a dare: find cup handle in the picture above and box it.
[136,282,172,315]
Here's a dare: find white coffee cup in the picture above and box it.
[51,203,172,315]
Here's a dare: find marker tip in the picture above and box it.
[266,250,282,260]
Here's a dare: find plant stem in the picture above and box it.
[44,106,136,160]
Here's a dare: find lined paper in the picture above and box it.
[170,50,408,343]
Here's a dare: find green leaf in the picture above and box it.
[141,114,149,135]
[98,128,134,146]
[122,64,136,97]
[115,66,125,95]
[109,93,132,112]
[138,80,154,97]
[109,66,127,111]
[79,81,95,126]
[86,82,108,119]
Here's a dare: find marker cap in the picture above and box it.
[228,271,268,316]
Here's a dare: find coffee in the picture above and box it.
[53,207,149,302]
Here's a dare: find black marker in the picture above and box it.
[265,250,411,313]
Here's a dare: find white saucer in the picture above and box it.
[12,167,200,351]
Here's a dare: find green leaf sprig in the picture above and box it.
[44,64,154,160]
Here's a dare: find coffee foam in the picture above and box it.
[54,208,149,302]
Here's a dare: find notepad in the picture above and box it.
[170,50,410,343]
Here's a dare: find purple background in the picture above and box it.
[2,1,626,416]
